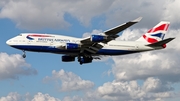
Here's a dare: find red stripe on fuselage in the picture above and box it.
[27,34,52,37]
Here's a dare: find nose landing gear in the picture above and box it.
[22,50,26,58]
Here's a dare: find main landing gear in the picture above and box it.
[22,50,26,58]
[78,55,93,65]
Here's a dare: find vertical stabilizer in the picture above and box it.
[136,21,170,44]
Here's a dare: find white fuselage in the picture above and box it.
[6,33,163,56]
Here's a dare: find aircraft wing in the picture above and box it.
[104,17,142,35]
[80,17,142,54]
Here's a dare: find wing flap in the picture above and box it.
[84,43,103,54]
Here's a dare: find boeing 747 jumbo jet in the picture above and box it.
[6,17,174,65]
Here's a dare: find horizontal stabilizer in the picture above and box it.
[146,38,175,47]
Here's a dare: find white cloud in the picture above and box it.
[1,90,177,101]
[0,92,21,101]
[0,53,37,80]
[43,69,94,92]
[62,96,83,101]
[2,0,180,30]
[115,28,146,41]
[163,0,180,28]
[105,0,180,29]
[82,29,103,38]
[97,80,145,101]
[32,92,61,101]
[0,0,114,30]
[142,77,173,93]
[96,79,175,101]
[0,0,69,30]
[0,92,61,101]
[110,28,180,83]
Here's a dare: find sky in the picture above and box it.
[0,0,180,101]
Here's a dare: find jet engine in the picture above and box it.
[66,43,80,49]
[90,35,107,42]
[62,56,75,62]
[56,43,80,50]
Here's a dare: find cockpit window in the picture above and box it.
[18,34,22,36]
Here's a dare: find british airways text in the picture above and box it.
[38,38,70,42]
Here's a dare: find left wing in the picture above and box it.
[104,17,142,35]
[80,17,142,54]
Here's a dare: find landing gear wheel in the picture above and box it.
[77,55,93,65]
[22,50,26,58]
[22,54,26,58]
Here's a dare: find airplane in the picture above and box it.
[6,17,175,65]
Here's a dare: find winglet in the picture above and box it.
[132,17,143,22]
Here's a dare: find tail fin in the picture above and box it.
[136,21,170,43]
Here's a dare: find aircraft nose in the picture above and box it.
[6,39,11,45]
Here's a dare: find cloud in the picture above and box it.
[43,69,94,92]
[163,0,180,28]
[0,0,114,30]
[62,96,83,101]
[97,80,144,101]
[32,92,61,101]
[0,92,61,101]
[0,53,37,80]
[0,0,180,30]
[89,26,180,101]
[105,0,180,29]
[82,29,103,38]
[0,0,69,30]
[0,92,21,101]
[96,79,175,101]
[110,28,180,83]
[142,77,173,93]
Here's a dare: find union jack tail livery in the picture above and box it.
[137,21,170,43]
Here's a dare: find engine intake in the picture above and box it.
[62,56,75,62]
[91,35,107,42]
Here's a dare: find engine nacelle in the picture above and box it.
[90,35,107,42]
[66,43,80,50]
[62,56,75,62]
